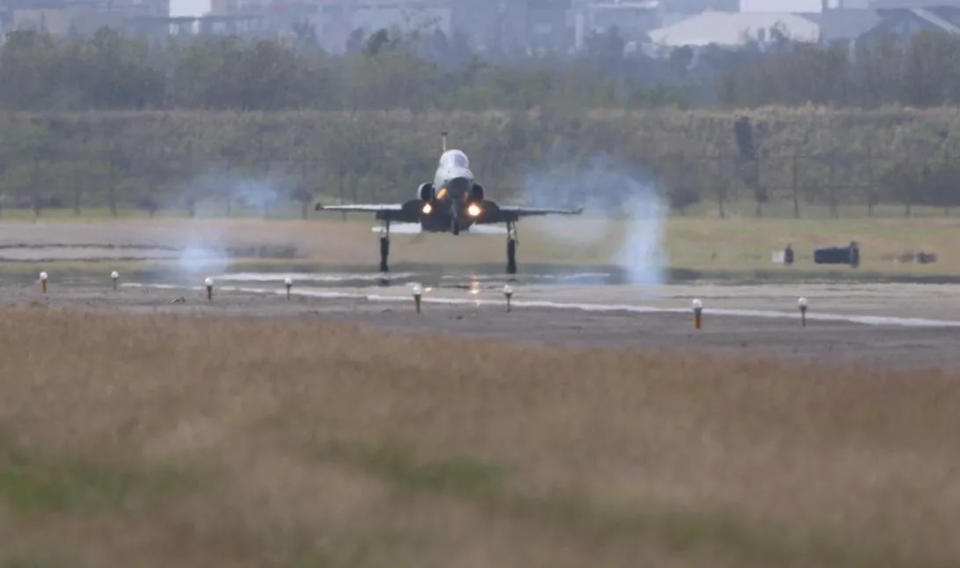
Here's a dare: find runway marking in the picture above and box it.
[440,272,614,282]
[122,283,960,329]
[215,272,417,283]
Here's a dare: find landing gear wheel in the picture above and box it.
[379,236,390,273]
[506,221,518,275]
[378,219,391,274]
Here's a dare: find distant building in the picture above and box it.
[821,4,960,45]
[0,1,10,31]
[206,0,321,39]
[0,0,169,37]
[819,8,882,43]
[870,0,960,7]
[575,0,662,46]
[662,0,736,12]
[739,0,822,12]
[526,0,573,52]
[203,0,453,46]
[317,0,451,52]
[649,10,819,46]
[451,0,572,55]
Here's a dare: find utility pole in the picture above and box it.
[828,152,838,218]
[866,147,875,218]
[792,153,800,219]
[716,153,726,219]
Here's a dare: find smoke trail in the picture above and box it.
[520,156,667,285]
[173,167,294,276]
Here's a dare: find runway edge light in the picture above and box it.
[111,270,119,291]
[204,277,214,301]
[412,283,423,314]
[284,277,293,300]
[39,271,48,294]
[692,298,703,330]
[503,284,514,312]
[798,297,809,327]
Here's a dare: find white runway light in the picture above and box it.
[411,283,423,314]
[692,298,703,330]
[799,297,809,327]
[111,271,119,291]
[124,282,960,329]
[284,277,293,300]
[204,277,214,301]
[39,271,48,294]
[503,284,514,312]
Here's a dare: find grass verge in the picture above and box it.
[0,308,958,566]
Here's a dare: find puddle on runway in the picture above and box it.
[0,259,703,289]
[209,264,624,290]
[122,281,960,329]
[215,272,420,285]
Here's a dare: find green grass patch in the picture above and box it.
[311,439,932,568]
[316,441,504,499]
[0,557,63,568]
[0,434,198,516]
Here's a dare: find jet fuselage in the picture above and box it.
[422,149,480,234]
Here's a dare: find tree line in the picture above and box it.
[2,109,959,218]
[8,26,960,112]
[719,31,960,108]
[0,27,687,112]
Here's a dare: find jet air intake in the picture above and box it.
[471,183,485,202]
[418,183,435,202]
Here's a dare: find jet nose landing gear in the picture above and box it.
[379,220,391,274]
[506,222,518,275]
[450,199,462,236]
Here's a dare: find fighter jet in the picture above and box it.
[315,133,583,274]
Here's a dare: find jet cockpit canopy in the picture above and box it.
[439,150,469,169]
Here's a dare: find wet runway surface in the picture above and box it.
[4,264,960,371]
[192,267,960,325]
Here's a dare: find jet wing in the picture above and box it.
[316,204,403,213]
[475,202,584,223]
[316,201,422,222]
[364,224,504,235]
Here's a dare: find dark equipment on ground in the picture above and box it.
[784,244,794,266]
[814,241,860,268]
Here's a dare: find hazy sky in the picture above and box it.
[740,0,857,11]
[170,0,209,17]
[167,0,844,22]
[739,0,823,11]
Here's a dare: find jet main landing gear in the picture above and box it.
[379,220,390,273]
[506,222,518,275]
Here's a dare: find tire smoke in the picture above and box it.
[174,168,292,276]
[520,156,667,285]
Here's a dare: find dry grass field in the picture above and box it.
[3,215,960,278]
[1,308,959,567]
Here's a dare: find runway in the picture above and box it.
[4,265,955,372]
[181,268,960,324]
